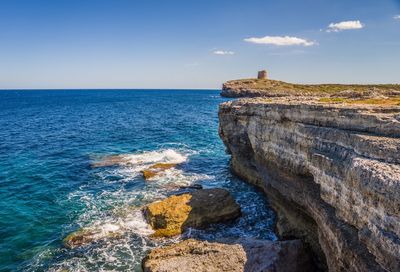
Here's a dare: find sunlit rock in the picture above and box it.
[143,188,241,237]
[142,238,313,272]
[142,163,178,180]
[219,97,400,271]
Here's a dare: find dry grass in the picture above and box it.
[318,97,400,106]
[226,79,400,95]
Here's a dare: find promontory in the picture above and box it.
[219,75,400,271]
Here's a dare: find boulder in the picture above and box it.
[142,238,314,272]
[143,188,241,237]
[142,163,177,180]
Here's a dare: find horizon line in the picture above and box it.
[0,87,221,91]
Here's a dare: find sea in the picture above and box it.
[0,90,276,271]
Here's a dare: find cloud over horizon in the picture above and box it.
[327,20,364,32]
[213,50,235,55]
[244,36,315,46]
[394,15,400,20]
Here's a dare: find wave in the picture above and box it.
[35,148,211,271]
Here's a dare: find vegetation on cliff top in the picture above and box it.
[318,97,400,106]
[223,78,400,105]
[225,78,400,93]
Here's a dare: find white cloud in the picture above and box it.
[213,50,235,55]
[394,15,400,20]
[327,20,364,32]
[244,36,315,46]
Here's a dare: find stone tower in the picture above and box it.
[257,70,268,80]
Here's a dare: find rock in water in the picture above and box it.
[63,227,121,249]
[143,188,241,237]
[142,163,177,180]
[91,154,131,168]
[142,238,314,272]
[63,229,97,249]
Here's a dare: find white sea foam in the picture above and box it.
[43,148,214,271]
[92,149,192,181]
[124,149,188,165]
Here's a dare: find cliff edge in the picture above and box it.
[219,78,400,271]
[221,78,400,101]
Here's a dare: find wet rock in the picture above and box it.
[142,163,177,180]
[161,183,203,191]
[91,155,131,168]
[143,188,241,237]
[63,227,122,249]
[142,238,314,272]
[63,209,153,249]
[178,184,203,190]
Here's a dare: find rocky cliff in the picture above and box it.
[219,80,400,271]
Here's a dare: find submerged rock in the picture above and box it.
[142,238,313,272]
[178,184,203,190]
[142,163,178,180]
[63,229,98,249]
[91,154,131,168]
[63,209,153,249]
[143,188,241,237]
[161,183,204,195]
[63,224,124,249]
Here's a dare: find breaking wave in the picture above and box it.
[29,149,213,271]
[3,90,276,272]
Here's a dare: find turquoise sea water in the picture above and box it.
[0,90,276,271]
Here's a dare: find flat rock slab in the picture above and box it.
[142,238,314,272]
[143,188,241,237]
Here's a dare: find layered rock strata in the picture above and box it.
[219,98,400,271]
[142,238,313,272]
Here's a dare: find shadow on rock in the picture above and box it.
[143,188,241,237]
[142,238,316,272]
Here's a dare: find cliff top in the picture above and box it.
[222,78,400,106]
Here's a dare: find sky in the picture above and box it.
[0,0,399,89]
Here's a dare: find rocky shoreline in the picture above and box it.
[219,78,400,271]
[62,78,399,271]
[65,156,314,271]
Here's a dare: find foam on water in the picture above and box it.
[31,149,211,271]
[26,147,276,271]
[2,90,276,272]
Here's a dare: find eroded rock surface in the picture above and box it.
[142,238,313,272]
[219,98,400,271]
[143,188,241,237]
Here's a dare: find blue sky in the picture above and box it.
[0,0,399,89]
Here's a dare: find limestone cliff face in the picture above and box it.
[219,98,400,271]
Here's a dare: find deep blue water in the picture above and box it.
[0,90,275,271]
